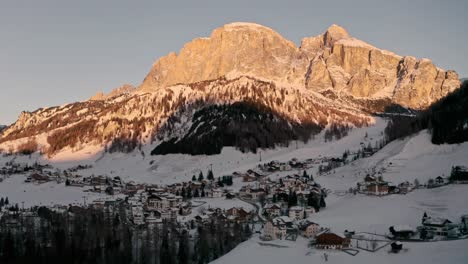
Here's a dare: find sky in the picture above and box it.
[0,0,467,125]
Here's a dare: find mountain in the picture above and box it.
[140,23,459,109]
[0,23,461,157]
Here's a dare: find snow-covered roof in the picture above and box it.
[392,225,414,232]
[423,217,452,226]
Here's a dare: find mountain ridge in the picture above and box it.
[0,23,461,157]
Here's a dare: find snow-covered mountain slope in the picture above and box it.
[0,76,371,157]
[0,23,461,157]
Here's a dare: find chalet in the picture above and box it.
[264,216,296,240]
[366,182,389,195]
[30,173,50,184]
[304,207,316,218]
[250,188,265,200]
[288,206,305,220]
[211,188,224,198]
[299,221,321,238]
[90,176,108,186]
[398,181,414,194]
[435,176,445,185]
[264,203,282,218]
[389,225,415,239]
[226,207,250,222]
[422,216,453,236]
[242,174,257,182]
[146,195,167,211]
[315,232,350,249]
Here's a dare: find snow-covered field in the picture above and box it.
[0,174,116,207]
[212,234,468,264]
[211,184,468,264]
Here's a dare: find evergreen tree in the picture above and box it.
[198,171,204,182]
[178,230,190,264]
[320,195,326,208]
[207,170,214,181]
[288,191,298,207]
[192,175,196,181]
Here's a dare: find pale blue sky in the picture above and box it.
[1,0,467,125]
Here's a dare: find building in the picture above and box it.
[299,222,321,238]
[264,216,296,240]
[389,225,415,239]
[422,216,453,236]
[435,176,445,185]
[226,207,250,222]
[288,206,305,220]
[264,203,282,218]
[315,233,350,249]
[366,182,389,195]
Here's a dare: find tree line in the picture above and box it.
[0,205,252,264]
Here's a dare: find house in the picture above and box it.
[30,173,50,184]
[242,174,257,182]
[288,206,305,220]
[422,216,453,236]
[226,207,250,222]
[146,195,170,211]
[398,181,414,194]
[264,216,296,240]
[264,203,282,218]
[366,182,389,195]
[211,188,224,198]
[315,233,350,249]
[299,221,321,238]
[250,188,265,200]
[435,176,445,185]
[389,225,415,239]
[304,207,316,218]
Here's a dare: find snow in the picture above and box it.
[211,235,468,264]
[1,117,468,263]
[0,174,112,207]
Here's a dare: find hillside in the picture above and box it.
[385,80,468,144]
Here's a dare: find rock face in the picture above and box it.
[140,22,460,110]
[90,84,136,101]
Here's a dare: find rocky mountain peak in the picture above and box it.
[323,24,350,46]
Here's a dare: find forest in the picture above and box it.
[0,205,251,264]
[152,101,322,155]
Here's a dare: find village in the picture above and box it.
[1,153,468,258]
